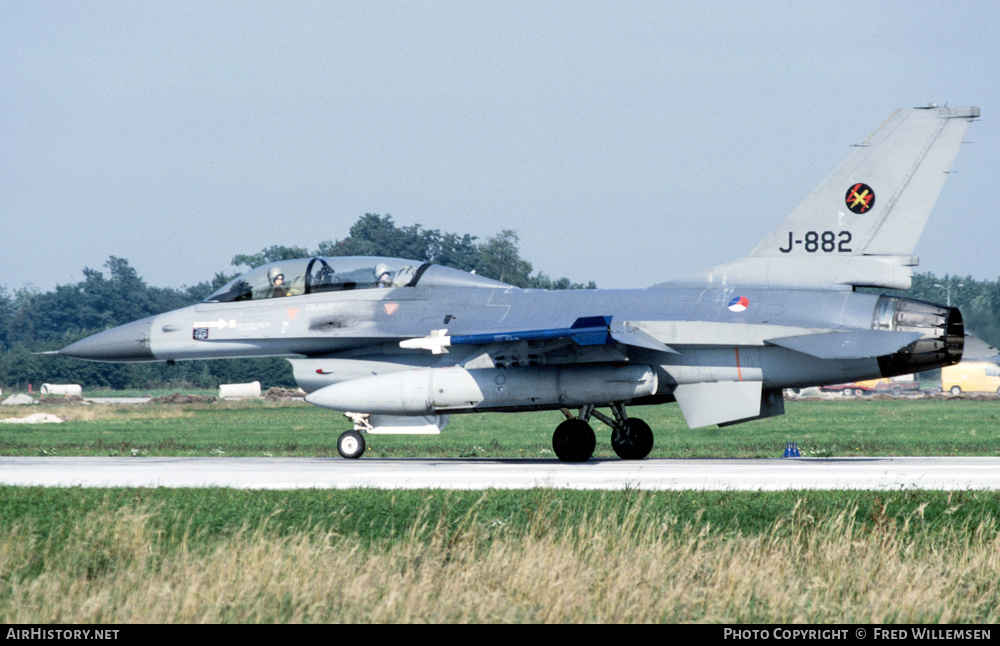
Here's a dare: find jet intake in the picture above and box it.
[305,364,658,415]
[872,296,964,377]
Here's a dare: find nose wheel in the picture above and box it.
[337,430,366,459]
[554,403,654,462]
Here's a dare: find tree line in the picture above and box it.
[0,215,594,391]
[2,213,997,392]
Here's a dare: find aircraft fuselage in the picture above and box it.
[55,106,981,459]
[61,279,961,405]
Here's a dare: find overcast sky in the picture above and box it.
[2,1,997,294]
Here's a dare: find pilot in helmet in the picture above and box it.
[374,263,392,288]
[267,266,288,297]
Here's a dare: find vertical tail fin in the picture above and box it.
[689,106,978,289]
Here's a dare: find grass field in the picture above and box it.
[1,397,998,458]
[2,396,999,622]
[1,487,998,622]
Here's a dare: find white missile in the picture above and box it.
[398,329,451,354]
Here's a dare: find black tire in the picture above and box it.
[552,419,596,462]
[611,418,654,460]
[337,430,366,459]
[890,385,904,396]
[950,386,962,396]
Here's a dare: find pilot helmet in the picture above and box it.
[267,267,284,285]
[374,263,391,281]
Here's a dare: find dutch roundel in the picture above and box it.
[728,296,749,312]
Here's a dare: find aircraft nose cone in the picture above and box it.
[58,318,155,362]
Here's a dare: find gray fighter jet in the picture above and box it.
[59,106,981,461]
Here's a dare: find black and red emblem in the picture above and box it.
[845,183,875,214]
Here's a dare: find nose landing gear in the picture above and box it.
[337,429,366,459]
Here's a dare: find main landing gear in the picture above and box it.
[552,403,654,462]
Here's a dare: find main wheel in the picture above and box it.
[337,430,366,459]
[950,386,962,396]
[552,419,596,462]
[611,418,654,460]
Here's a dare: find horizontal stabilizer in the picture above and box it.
[673,381,763,428]
[766,330,923,359]
[962,334,1000,361]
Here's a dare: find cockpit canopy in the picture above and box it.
[203,256,506,303]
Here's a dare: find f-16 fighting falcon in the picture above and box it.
[58,106,983,461]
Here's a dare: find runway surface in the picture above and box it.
[1,456,998,490]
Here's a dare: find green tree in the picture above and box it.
[0,287,14,351]
[231,245,312,269]
[529,273,597,290]
[9,257,171,347]
[477,230,533,287]
[435,232,481,273]
[243,214,591,289]
[316,214,445,262]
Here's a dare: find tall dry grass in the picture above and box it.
[1,501,997,623]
